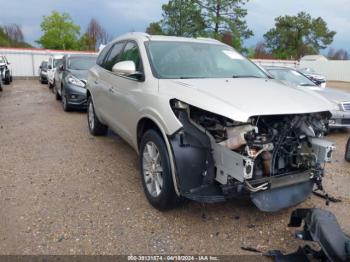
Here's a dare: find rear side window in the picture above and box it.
[120,42,142,72]
[102,42,125,71]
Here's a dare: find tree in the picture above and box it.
[0,24,31,48]
[82,18,111,51]
[196,0,253,51]
[146,22,164,35]
[327,48,349,60]
[264,12,336,59]
[4,24,24,45]
[155,0,206,37]
[36,11,80,50]
[253,41,274,59]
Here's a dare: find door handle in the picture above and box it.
[94,80,98,84]
[109,87,115,93]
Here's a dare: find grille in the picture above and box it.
[342,102,350,111]
[341,119,350,125]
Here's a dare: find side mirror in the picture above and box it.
[48,65,52,70]
[112,61,144,80]
[7,61,10,65]
[59,64,64,71]
[112,61,136,75]
[39,66,42,69]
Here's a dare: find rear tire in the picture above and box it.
[87,97,108,136]
[139,129,181,211]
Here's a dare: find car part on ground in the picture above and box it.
[87,33,335,212]
[54,54,97,111]
[267,208,350,262]
[265,66,350,130]
[346,138,350,162]
[0,55,13,85]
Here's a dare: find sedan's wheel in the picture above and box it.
[140,130,181,210]
[87,97,108,136]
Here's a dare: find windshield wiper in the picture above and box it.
[299,83,316,86]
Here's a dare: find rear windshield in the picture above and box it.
[67,56,97,70]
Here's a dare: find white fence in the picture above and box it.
[0,47,96,77]
[1,47,349,82]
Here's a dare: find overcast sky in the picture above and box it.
[0,0,349,53]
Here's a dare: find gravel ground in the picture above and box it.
[0,80,349,256]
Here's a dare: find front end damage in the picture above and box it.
[169,100,335,212]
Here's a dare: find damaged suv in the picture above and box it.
[86,33,335,212]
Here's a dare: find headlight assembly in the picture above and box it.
[67,75,85,88]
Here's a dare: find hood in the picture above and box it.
[159,78,333,122]
[68,69,88,82]
[314,87,350,104]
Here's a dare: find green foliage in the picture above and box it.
[197,0,253,52]
[36,11,80,50]
[146,22,164,35]
[160,0,206,37]
[264,12,336,59]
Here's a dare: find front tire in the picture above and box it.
[62,89,71,112]
[87,97,108,136]
[140,129,180,210]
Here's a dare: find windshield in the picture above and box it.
[0,57,5,63]
[41,62,48,69]
[67,56,96,70]
[268,69,316,86]
[53,59,63,68]
[145,41,267,79]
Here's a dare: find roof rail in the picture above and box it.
[196,37,221,43]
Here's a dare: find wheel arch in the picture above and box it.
[136,116,181,196]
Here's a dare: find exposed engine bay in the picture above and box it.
[170,100,335,211]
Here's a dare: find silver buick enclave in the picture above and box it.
[86,33,335,212]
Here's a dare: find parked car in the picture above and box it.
[299,67,326,87]
[53,54,97,111]
[346,138,350,162]
[265,66,350,129]
[38,61,48,84]
[87,33,335,212]
[47,55,63,89]
[0,55,13,85]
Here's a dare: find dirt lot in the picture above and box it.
[0,80,350,256]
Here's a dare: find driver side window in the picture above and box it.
[119,42,143,73]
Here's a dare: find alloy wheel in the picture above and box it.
[142,141,164,197]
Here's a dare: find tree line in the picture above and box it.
[0,1,348,60]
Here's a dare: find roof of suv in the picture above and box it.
[112,32,224,45]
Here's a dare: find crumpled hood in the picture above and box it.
[159,78,333,122]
